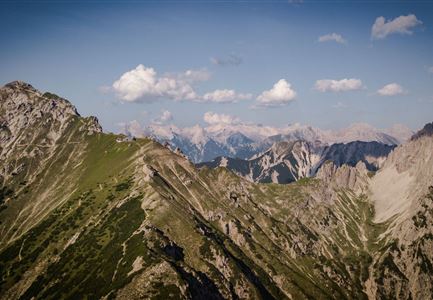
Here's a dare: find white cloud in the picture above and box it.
[428,66,433,73]
[203,112,240,125]
[255,79,296,107]
[371,14,422,39]
[118,120,143,137]
[152,110,174,124]
[202,89,252,103]
[318,33,346,44]
[377,83,405,96]
[112,64,199,102]
[112,65,157,102]
[210,54,242,66]
[314,78,363,92]
[111,65,253,104]
[155,77,197,101]
[160,110,173,122]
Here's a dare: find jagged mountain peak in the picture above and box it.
[4,80,37,91]
[0,81,102,135]
[128,120,411,163]
[268,140,297,155]
[200,139,395,184]
[410,121,433,141]
[1,81,79,118]
[226,131,254,145]
[316,159,369,192]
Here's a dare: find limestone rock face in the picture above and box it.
[371,134,433,224]
[316,160,369,192]
[366,134,433,299]
[0,81,101,159]
[1,81,78,134]
[198,140,394,184]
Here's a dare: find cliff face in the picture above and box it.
[0,82,432,299]
[198,140,394,184]
[367,134,433,299]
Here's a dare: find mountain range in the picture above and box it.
[1,81,432,299]
[121,118,412,163]
[197,140,396,184]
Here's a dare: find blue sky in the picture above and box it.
[1,0,432,132]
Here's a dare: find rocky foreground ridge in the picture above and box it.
[0,82,432,299]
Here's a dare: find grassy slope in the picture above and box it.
[0,121,397,299]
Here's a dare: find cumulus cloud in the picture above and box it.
[377,83,405,96]
[112,65,157,102]
[111,65,253,104]
[371,14,422,39]
[202,89,252,103]
[318,33,346,44]
[210,54,242,66]
[112,64,199,102]
[255,79,297,107]
[203,112,240,125]
[314,78,363,92]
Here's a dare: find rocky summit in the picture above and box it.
[0,82,433,299]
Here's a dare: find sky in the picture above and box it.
[1,0,433,132]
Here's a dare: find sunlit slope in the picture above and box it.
[1,82,432,299]
[0,132,386,299]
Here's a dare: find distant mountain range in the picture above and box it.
[197,140,395,184]
[121,121,412,163]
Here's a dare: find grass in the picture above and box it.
[0,119,153,297]
[2,110,425,299]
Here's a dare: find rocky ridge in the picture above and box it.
[0,81,102,239]
[0,82,431,299]
[410,121,433,141]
